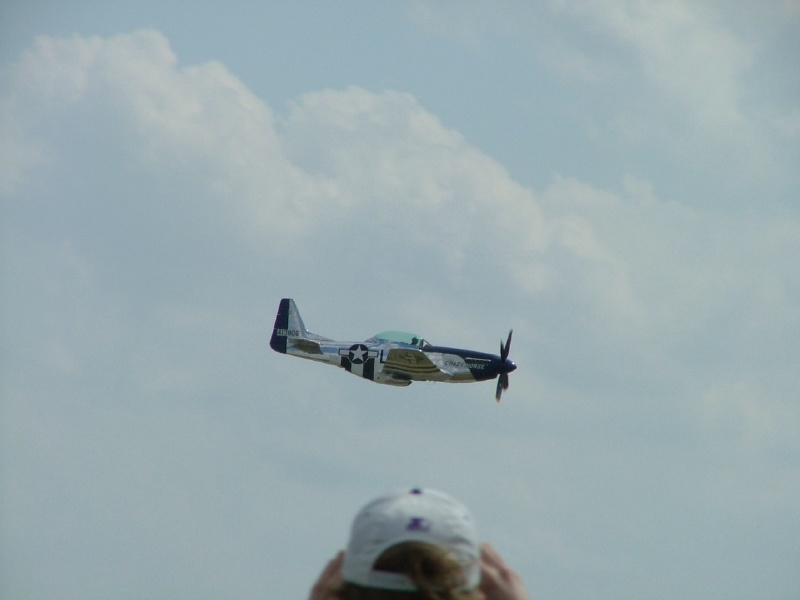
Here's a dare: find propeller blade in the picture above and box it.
[496,330,514,401]
[500,329,513,361]
[495,372,509,402]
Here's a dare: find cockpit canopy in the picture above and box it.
[369,330,430,349]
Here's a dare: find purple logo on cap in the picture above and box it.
[406,517,431,532]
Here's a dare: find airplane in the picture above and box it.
[270,298,517,401]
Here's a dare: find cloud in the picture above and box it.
[2,28,799,600]
[549,0,788,183]
[557,1,752,116]
[406,0,800,201]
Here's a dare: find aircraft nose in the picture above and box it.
[504,359,517,373]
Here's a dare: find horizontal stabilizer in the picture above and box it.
[290,338,322,354]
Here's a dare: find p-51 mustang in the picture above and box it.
[270,298,516,401]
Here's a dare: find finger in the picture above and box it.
[317,553,342,583]
[332,550,346,568]
[480,560,501,590]
[480,548,529,600]
[480,543,507,569]
[310,551,344,600]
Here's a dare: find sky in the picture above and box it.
[1,1,799,599]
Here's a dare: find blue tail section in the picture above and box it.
[270,298,308,354]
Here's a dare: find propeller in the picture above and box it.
[495,329,515,402]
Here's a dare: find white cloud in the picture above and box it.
[406,0,799,200]
[281,85,551,298]
[548,0,786,183]
[559,1,752,115]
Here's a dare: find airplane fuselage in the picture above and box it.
[295,342,509,385]
[270,298,516,397]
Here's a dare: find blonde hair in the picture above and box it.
[339,541,480,600]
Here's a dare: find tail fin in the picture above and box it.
[270,298,308,353]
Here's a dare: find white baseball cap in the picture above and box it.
[341,488,481,591]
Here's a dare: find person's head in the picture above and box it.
[339,488,481,600]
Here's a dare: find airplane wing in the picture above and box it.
[383,348,445,379]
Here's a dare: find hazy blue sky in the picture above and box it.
[2,2,799,599]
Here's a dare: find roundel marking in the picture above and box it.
[348,344,369,364]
